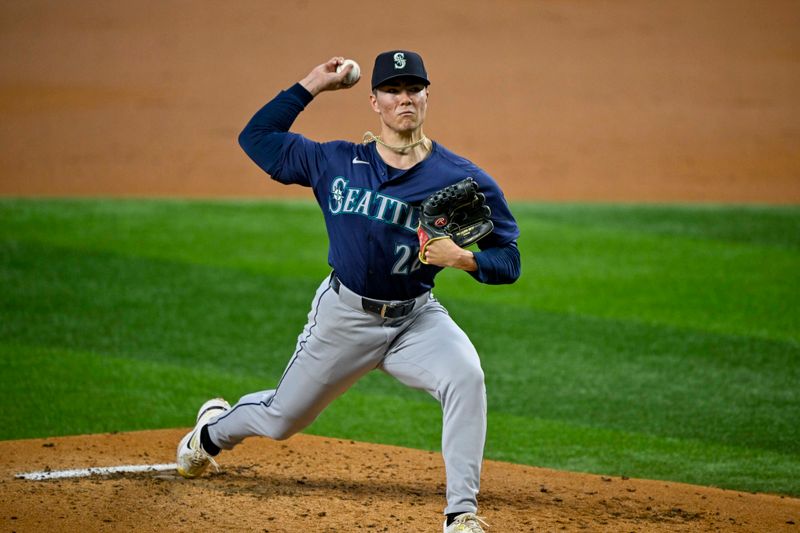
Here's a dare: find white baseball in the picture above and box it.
[337,59,361,86]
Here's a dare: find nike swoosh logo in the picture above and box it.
[352,157,370,165]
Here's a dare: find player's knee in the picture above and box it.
[443,361,485,394]
[464,364,485,390]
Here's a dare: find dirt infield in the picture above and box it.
[2,430,798,532]
[2,0,800,531]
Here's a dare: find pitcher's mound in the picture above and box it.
[2,429,798,532]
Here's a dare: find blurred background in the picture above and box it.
[1,0,798,202]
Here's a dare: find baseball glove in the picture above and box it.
[417,177,494,264]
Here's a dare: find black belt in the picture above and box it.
[330,275,416,319]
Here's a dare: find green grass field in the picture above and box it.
[1,199,798,496]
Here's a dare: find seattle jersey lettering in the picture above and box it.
[328,176,417,232]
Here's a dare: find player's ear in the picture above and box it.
[369,91,379,113]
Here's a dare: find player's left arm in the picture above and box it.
[425,238,520,283]
[469,240,521,284]
[424,174,521,284]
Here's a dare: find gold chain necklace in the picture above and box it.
[362,131,428,153]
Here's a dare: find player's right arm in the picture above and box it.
[238,57,354,184]
[238,84,312,181]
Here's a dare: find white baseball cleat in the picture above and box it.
[444,513,489,533]
[176,398,230,478]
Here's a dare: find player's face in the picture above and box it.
[370,78,429,134]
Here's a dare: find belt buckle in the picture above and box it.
[380,303,389,318]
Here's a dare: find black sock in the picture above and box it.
[446,513,465,526]
[200,424,221,456]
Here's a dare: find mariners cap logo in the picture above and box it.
[372,50,430,90]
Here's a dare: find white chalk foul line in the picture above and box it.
[15,463,178,481]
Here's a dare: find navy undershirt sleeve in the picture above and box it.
[469,241,521,284]
[238,83,314,176]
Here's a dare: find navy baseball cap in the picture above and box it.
[371,50,430,90]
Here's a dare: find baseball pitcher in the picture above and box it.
[176,50,521,533]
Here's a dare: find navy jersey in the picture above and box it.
[240,84,520,300]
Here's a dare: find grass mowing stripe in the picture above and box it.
[436,222,800,343]
[4,199,797,250]
[0,199,329,275]
[1,239,322,373]
[0,343,263,440]
[484,411,800,496]
[512,202,800,250]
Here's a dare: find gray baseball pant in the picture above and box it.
[207,275,487,515]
